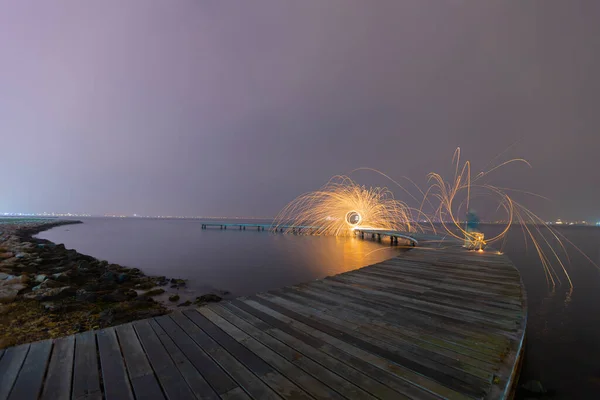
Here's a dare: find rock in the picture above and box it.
[178,301,192,307]
[156,276,169,286]
[24,286,76,301]
[170,279,186,287]
[98,308,115,326]
[32,280,63,291]
[35,274,48,283]
[0,272,11,280]
[43,302,62,312]
[76,289,97,303]
[101,271,116,282]
[0,283,26,303]
[144,288,165,297]
[102,288,137,302]
[134,281,155,290]
[78,261,91,271]
[195,294,222,304]
[117,273,130,283]
[168,294,180,302]
[51,272,68,282]
[15,253,27,259]
[0,252,14,260]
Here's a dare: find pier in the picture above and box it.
[0,237,526,400]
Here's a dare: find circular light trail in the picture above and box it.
[345,210,362,226]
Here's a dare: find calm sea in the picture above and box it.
[37,218,600,398]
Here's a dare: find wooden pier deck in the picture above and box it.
[0,239,526,400]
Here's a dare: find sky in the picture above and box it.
[1,1,599,220]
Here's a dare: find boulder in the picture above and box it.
[168,294,180,302]
[35,274,48,283]
[0,283,26,303]
[0,273,13,280]
[76,289,97,303]
[195,294,222,304]
[24,286,76,301]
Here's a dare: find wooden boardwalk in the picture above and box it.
[0,240,527,400]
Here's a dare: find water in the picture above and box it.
[37,219,600,398]
[36,218,401,297]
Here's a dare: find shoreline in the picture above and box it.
[0,218,222,349]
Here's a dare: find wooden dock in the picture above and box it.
[0,239,526,400]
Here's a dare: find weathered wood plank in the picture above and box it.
[292,283,510,354]
[97,327,134,400]
[170,312,281,400]
[318,277,518,335]
[0,344,29,400]
[275,288,500,369]
[220,387,251,400]
[8,340,52,400]
[148,319,220,399]
[257,293,493,390]
[236,299,469,400]
[133,319,197,400]
[211,303,410,400]
[72,331,102,400]
[197,307,356,400]
[41,335,75,400]
[339,272,523,319]
[356,269,524,311]
[185,309,319,400]
[154,315,238,396]
[223,301,437,400]
[115,323,165,400]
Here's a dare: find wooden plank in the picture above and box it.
[154,315,238,396]
[97,327,135,400]
[148,319,220,399]
[185,309,318,400]
[293,283,510,353]
[357,269,524,311]
[281,286,503,364]
[41,335,75,400]
[198,306,358,400]
[230,300,454,400]
[301,283,512,360]
[220,387,251,400]
[7,340,52,400]
[248,295,489,397]
[72,331,102,400]
[133,319,197,400]
[0,344,29,400]
[258,293,493,387]
[211,303,408,400]
[341,271,523,319]
[318,278,518,334]
[170,312,281,400]
[372,262,522,293]
[276,288,500,368]
[115,323,165,400]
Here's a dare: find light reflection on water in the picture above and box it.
[36,217,402,297]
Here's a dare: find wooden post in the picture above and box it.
[243,226,246,230]
[377,233,381,241]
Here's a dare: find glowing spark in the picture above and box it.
[273,149,599,290]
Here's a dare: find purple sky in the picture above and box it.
[1,1,599,220]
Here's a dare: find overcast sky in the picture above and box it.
[1,1,599,220]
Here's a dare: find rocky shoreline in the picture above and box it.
[0,218,221,349]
